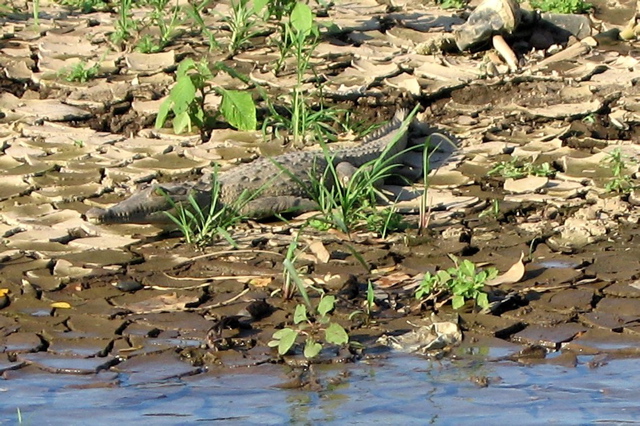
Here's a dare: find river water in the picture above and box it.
[2,344,639,425]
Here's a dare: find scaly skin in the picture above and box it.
[85,109,409,224]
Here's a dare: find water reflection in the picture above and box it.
[2,351,640,424]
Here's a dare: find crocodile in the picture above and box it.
[85,109,411,224]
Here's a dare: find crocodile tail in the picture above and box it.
[362,108,408,144]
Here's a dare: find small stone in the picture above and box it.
[460,313,524,338]
[112,280,145,292]
[604,281,640,298]
[512,323,587,349]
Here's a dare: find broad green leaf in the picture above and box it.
[272,328,292,339]
[170,77,197,115]
[219,89,256,131]
[437,270,451,283]
[173,111,192,134]
[366,280,375,306]
[460,260,475,276]
[304,339,322,358]
[290,2,313,35]
[293,304,307,324]
[452,294,465,310]
[253,0,268,14]
[317,295,335,317]
[476,292,489,308]
[325,322,349,345]
[276,328,298,355]
[192,105,205,128]
[176,58,196,78]
[155,97,173,128]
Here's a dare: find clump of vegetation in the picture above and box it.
[110,0,137,46]
[59,60,100,83]
[185,0,220,51]
[270,256,349,358]
[155,58,256,136]
[255,0,297,21]
[56,0,108,13]
[602,148,637,194]
[162,170,270,247]
[264,2,343,144]
[365,207,405,238]
[135,0,184,53]
[415,255,497,310]
[303,153,406,237]
[0,3,13,15]
[437,0,467,9]
[295,108,419,237]
[529,0,592,14]
[489,158,555,179]
[155,58,211,135]
[349,280,376,324]
[218,0,263,54]
[479,198,501,219]
[268,294,349,358]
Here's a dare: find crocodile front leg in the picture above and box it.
[335,162,359,186]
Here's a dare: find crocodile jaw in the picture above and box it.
[85,183,197,224]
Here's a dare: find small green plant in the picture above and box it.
[56,0,107,12]
[582,113,596,124]
[365,207,405,238]
[415,255,497,310]
[155,58,256,136]
[437,0,466,9]
[162,175,259,247]
[479,198,500,219]
[602,148,637,194]
[254,0,297,21]
[349,280,376,324]
[185,0,220,51]
[110,0,137,46]
[135,0,184,52]
[489,158,554,179]
[530,0,592,14]
[293,108,418,236]
[281,230,304,300]
[418,133,457,235]
[136,34,162,53]
[218,0,263,54]
[32,0,40,26]
[419,137,433,235]
[271,240,349,358]
[264,2,343,144]
[156,58,209,134]
[304,146,400,235]
[341,111,386,140]
[269,261,349,358]
[0,3,13,15]
[59,60,100,83]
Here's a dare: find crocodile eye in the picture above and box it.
[154,187,167,197]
